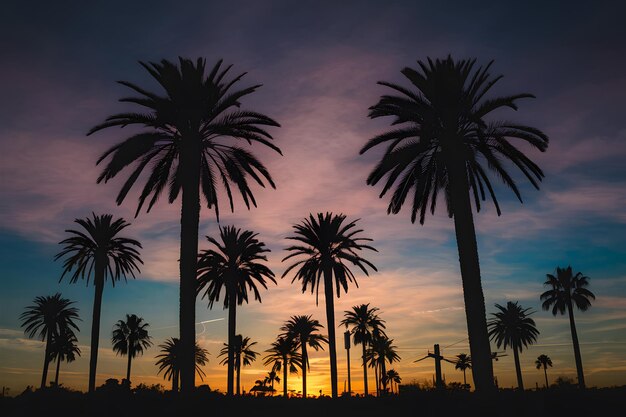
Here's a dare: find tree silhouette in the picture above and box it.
[454,353,472,387]
[218,335,259,395]
[384,369,401,394]
[541,266,594,388]
[360,56,548,392]
[197,226,275,395]
[263,370,281,396]
[366,333,400,396]
[340,304,386,396]
[488,301,539,390]
[20,294,80,389]
[280,315,327,398]
[90,58,281,392]
[155,337,209,392]
[535,354,553,388]
[112,314,153,384]
[49,327,81,387]
[263,336,302,397]
[282,213,377,397]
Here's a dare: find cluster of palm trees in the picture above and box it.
[16,55,598,395]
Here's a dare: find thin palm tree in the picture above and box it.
[488,301,539,391]
[264,336,302,397]
[367,333,400,396]
[360,56,548,392]
[155,337,209,392]
[111,314,153,384]
[90,58,281,392]
[340,304,386,396]
[218,335,259,395]
[282,212,377,398]
[385,369,401,394]
[20,294,80,389]
[454,353,472,387]
[280,315,328,398]
[535,354,553,388]
[263,370,280,396]
[541,266,594,388]
[197,226,275,395]
[49,327,81,387]
[55,213,142,392]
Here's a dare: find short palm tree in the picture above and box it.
[197,226,275,395]
[282,212,377,398]
[280,315,328,398]
[541,266,594,388]
[263,370,280,395]
[155,337,209,392]
[111,314,153,384]
[263,336,302,397]
[90,57,281,392]
[360,56,548,392]
[454,353,472,387]
[535,354,553,388]
[218,335,259,395]
[384,369,401,394]
[367,334,400,395]
[55,213,142,392]
[49,327,81,387]
[488,301,539,391]
[340,304,386,396]
[20,293,80,389]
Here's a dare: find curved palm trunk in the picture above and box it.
[179,138,201,393]
[448,160,495,393]
[323,267,338,398]
[54,353,61,387]
[567,298,586,388]
[227,289,237,396]
[40,332,52,389]
[361,343,368,396]
[543,366,549,388]
[282,355,288,397]
[301,343,308,397]
[513,347,524,390]
[88,262,105,393]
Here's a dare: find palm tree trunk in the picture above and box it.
[236,352,241,395]
[88,264,105,393]
[447,160,495,393]
[374,363,379,396]
[567,298,586,388]
[380,359,387,395]
[513,347,524,390]
[40,332,52,389]
[544,366,549,388]
[179,138,201,393]
[54,354,61,387]
[227,290,237,396]
[323,266,338,398]
[463,369,467,386]
[173,369,179,393]
[283,355,288,397]
[302,343,308,398]
[362,343,368,396]
[126,349,132,384]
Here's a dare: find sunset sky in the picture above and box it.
[1,0,625,395]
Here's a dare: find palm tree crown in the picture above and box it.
[535,354,552,370]
[155,337,209,392]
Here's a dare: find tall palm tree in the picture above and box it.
[264,336,302,397]
[111,314,153,384]
[218,335,259,395]
[541,266,594,388]
[360,57,548,392]
[384,369,401,394]
[55,213,142,392]
[20,294,80,389]
[366,334,400,395]
[487,301,539,391]
[155,337,209,392]
[49,327,81,387]
[280,315,328,398]
[282,213,377,398]
[89,58,281,392]
[535,354,553,388]
[197,226,275,395]
[454,353,472,386]
[340,304,386,396]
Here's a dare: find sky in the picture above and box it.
[1,0,626,395]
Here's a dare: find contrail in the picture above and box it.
[151,318,225,333]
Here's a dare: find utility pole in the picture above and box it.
[414,343,454,390]
[344,329,352,396]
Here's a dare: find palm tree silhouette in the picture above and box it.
[89,58,281,392]
[340,304,386,396]
[197,226,275,395]
[155,337,209,392]
[111,314,153,385]
[20,294,80,389]
[263,336,302,397]
[366,333,400,396]
[263,370,280,396]
[280,315,328,398]
[218,335,259,395]
[282,213,377,397]
[384,369,401,394]
[535,354,553,388]
[49,327,81,387]
[360,56,548,392]
[540,266,594,388]
[454,353,472,387]
[488,301,539,390]
[55,213,142,392]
